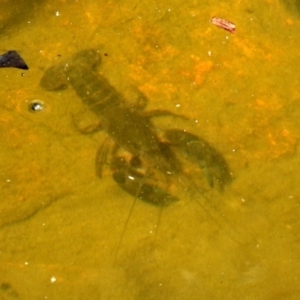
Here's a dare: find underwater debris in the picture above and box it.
[0,50,28,70]
[210,17,236,33]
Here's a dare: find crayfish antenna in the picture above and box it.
[176,171,249,245]
[113,195,137,265]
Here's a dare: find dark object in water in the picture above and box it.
[0,50,28,70]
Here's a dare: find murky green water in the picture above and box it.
[1,0,300,299]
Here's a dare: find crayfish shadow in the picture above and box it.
[111,185,249,300]
[113,180,246,264]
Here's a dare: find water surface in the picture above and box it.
[1,0,300,299]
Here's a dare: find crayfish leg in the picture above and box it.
[95,138,113,178]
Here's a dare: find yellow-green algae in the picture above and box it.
[1,0,300,299]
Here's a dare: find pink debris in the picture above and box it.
[210,17,236,33]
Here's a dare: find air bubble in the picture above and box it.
[28,100,45,112]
